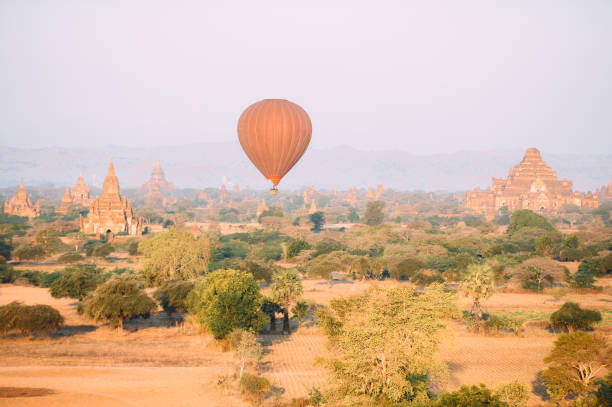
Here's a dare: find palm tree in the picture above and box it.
[460,264,495,321]
[271,269,303,334]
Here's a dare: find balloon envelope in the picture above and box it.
[237,99,312,189]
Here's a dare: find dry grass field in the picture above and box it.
[1,276,610,406]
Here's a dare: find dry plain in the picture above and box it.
[1,274,611,406]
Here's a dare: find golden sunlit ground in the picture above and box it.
[1,276,610,406]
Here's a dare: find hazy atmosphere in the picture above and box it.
[1,1,611,154]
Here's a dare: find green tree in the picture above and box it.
[13,244,45,262]
[0,302,64,337]
[271,269,303,334]
[318,285,458,404]
[139,228,210,286]
[550,302,602,333]
[567,267,597,289]
[186,269,265,339]
[506,209,556,236]
[347,210,360,223]
[542,332,610,402]
[521,265,554,293]
[291,300,309,328]
[286,238,311,258]
[435,384,509,407]
[35,228,68,254]
[153,280,195,314]
[50,271,98,301]
[460,264,495,320]
[261,297,282,332]
[364,201,385,226]
[309,211,326,232]
[312,238,344,257]
[80,275,156,330]
[564,234,579,249]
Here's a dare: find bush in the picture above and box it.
[127,240,139,256]
[50,271,98,300]
[15,270,43,286]
[566,268,596,289]
[13,244,45,262]
[364,201,385,226]
[186,269,265,339]
[493,381,530,407]
[312,238,344,257]
[483,314,523,336]
[0,264,18,283]
[0,302,63,337]
[550,302,601,332]
[241,261,274,283]
[239,372,270,403]
[153,280,195,314]
[57,251,84,264]
[507,209,556,236]
[80,275,156,329]
[435,384,508,406]
[389,257,425,280]
[41,271,62,288]
[287,238,311,258]
[578,257,605,277]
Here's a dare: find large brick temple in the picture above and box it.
[80,161,142,237]
[465,148,599,216]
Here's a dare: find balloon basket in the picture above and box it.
[269,187,279,195]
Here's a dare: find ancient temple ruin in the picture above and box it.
[465,148,599,215]
[71,173,91,206]
[80,162,142,237]
[3,180,40,218]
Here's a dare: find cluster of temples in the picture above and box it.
[3,180,40,218]
[465,148,599,216]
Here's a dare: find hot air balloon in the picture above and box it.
[237,99,312,194]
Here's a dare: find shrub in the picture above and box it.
[186,269,265,339]
[0,302,63,337]
[287,238,311,258]
[435,384,508,406]
[566,268,596,289]
[507,209,556,236]
[91,243,114,258]
[239,372,270,404]
[153,280,195,314]
[411,269,444,286]
[15,270,43,286]
[50,271,98,300]
[0,264,18,283]
[80,275,156,329]
[493,381,530,407]
[241,261,274,283]
[57,251,84,264]
[13,244,45,262]
[41,271,62,288]
[127,240,140,256]
[312,238,344,257]
[389,257,425,280]
[550,302,602,332]
[364,201,385,226]
[578,257,605,277]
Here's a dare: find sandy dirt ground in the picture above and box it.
[1,278,610,406]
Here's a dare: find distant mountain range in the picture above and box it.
[0,144,610,192]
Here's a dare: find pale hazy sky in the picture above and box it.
[1,1,611,154]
